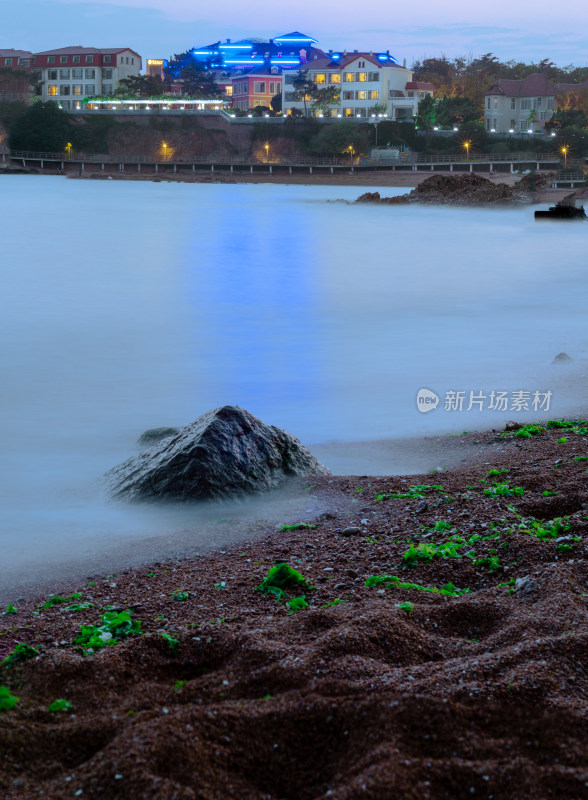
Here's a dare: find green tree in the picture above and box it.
[307,122,367,156]
[114,74,166,98]
[416,95,436,129]
[292,70,315,117]
[270,92,282,114]
[311,85,340,116]
[9,102,72,151]
[436,95,480,125]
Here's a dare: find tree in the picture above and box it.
[307,122,367,156]
[9,101,72,151]
[292,70,315,116]
[416,95,436,129]
[436,95,480,126]
[270,92,282,114]
[164,51,221,98]
[114,74,166,97]
[311,85,340,116]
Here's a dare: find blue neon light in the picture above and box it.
[219,44,253,50]
[274,38,315,43]
[223,58,265,64]
[270,59,300,64]
[192,50,215,55]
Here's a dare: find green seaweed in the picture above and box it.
[47,699,73,713]
[0,686,19,712]
[75,610,141,653]
[280,523,317,531]
[171,590,189,602]
[365,574,471,596]
[484,483,524,497]
[256,563,316,605]
[2,643,39,668]
[161,632,180,654]
[287,596,309,612]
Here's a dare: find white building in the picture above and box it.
[34,46,142,110]
[282,51,433,119]
[484,74,555,134]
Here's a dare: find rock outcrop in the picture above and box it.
[356,173,528,206]
[106,405,330,502]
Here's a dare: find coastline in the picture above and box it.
[1,421,587,798]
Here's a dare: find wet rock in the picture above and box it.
[106,406,330,503]
[356,174,524,207]
[340,526,362,537]
[138,427,180,447]
[415,500,429,514]
[551,352,573,364]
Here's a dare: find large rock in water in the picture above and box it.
[105,405,330,502]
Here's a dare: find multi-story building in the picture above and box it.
[484,74,555,133]
[282,51,427,119]
[146,59,168,80]
[0,49,35,70]
[0,50,37,102]
[35,46,142,109]
[231,67,282,111]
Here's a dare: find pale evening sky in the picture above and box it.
[4,0,587,68]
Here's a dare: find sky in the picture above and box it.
[3,0,587,69]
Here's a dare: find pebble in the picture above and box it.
[415,500,428,514]
[341,526,362,536]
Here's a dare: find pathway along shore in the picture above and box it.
[1,420,587,799]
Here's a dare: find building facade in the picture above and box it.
[35,47,142,109]
[231,67,282,110]
[484,74,555,133]
[282,52,426,118]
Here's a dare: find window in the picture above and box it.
[47,85,58,96]
[131,58,134,64]
[358,60,365,68]
[72,84,83,95]
[486,119,490,131]
[329,73,341,84]
[540,110,550,121]
[510,119,516,127]
[60,85,70,95]
[511,98,516,110]
[19,59,30,67]
[48,56,55,64]
[48,69,57,80]
[521,98,531,109]
[344,107,354,116]
[368,72,379,82]
[520,120,529,131]
[85,84,95,94]
[60,56,67,64]
[493,97,498,109]
[225,85,233,96]
[60,69,70,79]
[103,68,112,79]
[126,57,129,64]
[344,72,354,82]
[284,74,296,85]
[4,58,12,65]
[60,100,70,108]
[547,98,553,109]
[536,96,542,107]
[102,84,112,94]
[85,68,95,79]
[355,107,366,117]
[368,90,379,100]
[269,82,275,94]
[253,81,266,93]
[73,56,80,63]
[487,97,491,109]
[355,90,367,100]
[342,90,353,100]
[314,73,326,83]
[86,55,94,63]
[104,55,111,63]
[72,68,83,78]
[356,72,367,82]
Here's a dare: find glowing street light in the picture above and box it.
[65,142,73,158]
[463,140,471,158]
[561,145,568,166]
[264,141,270,163]
[162,141,168,162]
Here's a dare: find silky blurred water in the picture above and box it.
[1,175,586,591]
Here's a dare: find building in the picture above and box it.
[484,74,556,133]
[0,49,35,69]
[146,59,168,80]
[231,66,282,110]
[282,51,425,119]
[35,46,142,109]
[0,50,37,102]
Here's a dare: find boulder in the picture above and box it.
[106,405,330,502]
[552,352,573,364]
[137,427,180,447]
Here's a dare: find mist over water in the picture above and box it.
[1,175,586,594]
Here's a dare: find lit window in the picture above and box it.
[329,73,341,84]
[356,90,367,100]
[314,73,326,84]
[344,72,354,82]
[356,72,367,82]
[47,85,58,96]
[368,90,379,100]
[72,85,82,95]
[225,85,233,96]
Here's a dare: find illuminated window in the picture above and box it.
[344,107,354,116]
[72,85,82,95]
[355,90,367,100]
[356,72,367,82]
[47,85,58,96]
[368,90,379,100]
[329,73,341,84]
[314,73,326,83]
[225,85,233,96]
[344,72,354,82]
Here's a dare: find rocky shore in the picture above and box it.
[1,420,587,799]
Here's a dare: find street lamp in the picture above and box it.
[65,142,73,159]
[463,140,471,158]
[561,145,568,166]
[370,113,385,146]
[264,141,270,163]
[162,141,168,162]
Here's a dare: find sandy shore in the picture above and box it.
[1,421,587,799]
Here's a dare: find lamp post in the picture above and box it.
[162,141,168,162]
[370,113,387,147]
[264,142,270,163]
[463,140,471,159]
[65,142,73,159]
[561,145,568,167]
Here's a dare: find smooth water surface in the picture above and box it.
[1,175,586,592]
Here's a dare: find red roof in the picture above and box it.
[0,49,34,59]
[485,73,555,97]
[35,46,141,58]
[405,81,435,90]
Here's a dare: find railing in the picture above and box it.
[412,152,562,164]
